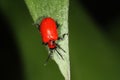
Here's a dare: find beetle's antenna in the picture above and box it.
[56,44,66,53]
[55,48,64,60]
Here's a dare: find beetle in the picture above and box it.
[36,17,67,62]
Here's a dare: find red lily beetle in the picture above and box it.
[37,17,66,62]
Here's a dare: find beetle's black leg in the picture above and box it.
[32,23,40,30]
[44,50,53,65]
[56,21,59,28]
[58,37,63,40]
[58,33,68,40]
[56,21,62,28]
[42,42,48,46]
[57,33,68,53]
[63,33,68,38]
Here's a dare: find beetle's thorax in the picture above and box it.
[48,40,56,49]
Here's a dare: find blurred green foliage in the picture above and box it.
[0,0,120,80]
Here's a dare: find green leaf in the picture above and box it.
[24,0,70,80]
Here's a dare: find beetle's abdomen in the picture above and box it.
[40,17,58,43]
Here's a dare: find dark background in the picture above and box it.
[1,0,120,80]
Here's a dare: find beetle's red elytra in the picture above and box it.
[40,17,58,49]
[37,17,67,62]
